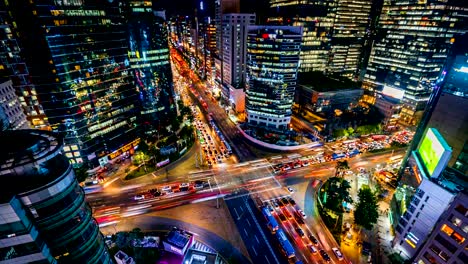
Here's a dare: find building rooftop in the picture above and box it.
[0,130,67,203]
[166,229,192,248]
[298,72,361,92]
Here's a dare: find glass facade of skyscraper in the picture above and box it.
[0,4,49,130]
[0,130,111,263]
[127,1,176,137]
[246,26,302,130]
[269,1,334,73]
[328,0,372,79]
[8,0,140,167]
[363,0,467,125]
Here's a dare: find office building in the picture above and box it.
[0,130,111,263]
[162,228,194,256]
[221,13,255,98]
[0,5,49,129]
[328,0,372,79]
[362,0,468,125]
[127,2,176,137]
[393,178,456,259]
[245,25,302,130]
[0,79,29,130]
[295,73,363,114]
[7,0,140,167]
[269,1,334,73]
[215,0,240,57]
[413,192,468,264]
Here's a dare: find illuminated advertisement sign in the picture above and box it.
[382,85,405,100]
[413,128,452,179]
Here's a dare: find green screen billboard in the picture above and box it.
[417,128,451,177]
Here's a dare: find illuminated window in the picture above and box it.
[450,215,462,227]
[63,146,70,152]
[71,145,78,150]
[73,152,80,157]
[441,224,454,236]
[451,232,465,244]
[65,153,73,158]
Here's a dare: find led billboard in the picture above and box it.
[382,85,405,100]
[414,128,452,179]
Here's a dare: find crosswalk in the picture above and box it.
[191,240,217,254]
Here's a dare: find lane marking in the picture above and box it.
[264,255,271,264]
[246,218,251,227]
[255,235,260,244]
[251,246,258,256]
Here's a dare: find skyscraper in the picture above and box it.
[363,0,468,125]
[269,0,334,73]
[412,191,468,264]
[7,0,140,167]
[0,79,28,130]
[127,1,176,137]
[0,130,111,263]
[215,0,240,57]
[328,0,372,79]
[0,4,49,129]
[245,25,302,129]
[221,13,255,94]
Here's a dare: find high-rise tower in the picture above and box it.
[0,3,49,129]
[0,130,111,263]
[245,25,302,130]
[363,0,468,125]
[127,1,176,137]
[7,0,140,167]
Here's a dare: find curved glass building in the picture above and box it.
[0,130,111,264]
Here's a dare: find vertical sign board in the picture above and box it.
[412,128,452,180]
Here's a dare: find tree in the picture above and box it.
[354,186,379,230]
[325,177,353,212]
[335,160,350,177]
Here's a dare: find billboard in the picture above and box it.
[382,85,405,100]
[414,128,452,179]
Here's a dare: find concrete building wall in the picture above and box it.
[393,179,454,260]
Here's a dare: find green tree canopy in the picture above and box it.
[325,177,353,212]
[354,186,379,230]
[335,160,350,177]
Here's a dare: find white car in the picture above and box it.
[179,182,189,188]
[134,194,145,201]
[332,247,344,261]
[161,186,172,193]
[287,187,294,193]
[298,209,307,219]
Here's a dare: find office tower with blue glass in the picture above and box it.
[0,130,111,263]
[245,26,302,130]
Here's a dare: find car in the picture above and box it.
[276,199,284,208]
[295,227,305,237]
[293,162,301,168]
[288,197,296,206]
[332,247,344,261]
[133,194,145,201]
[267,205,274,213]
[320,250,331,262]
[298,209,306,219]
[281,197,289,205]
[272,200,279,209]
[309,234,319,246]
[302,160,310,167]
[287,187,294,193]
[282,208,293,219]
[294,214,305,225]
[309,245,318,254]
[179,182,189,188]
[161,186,172,193]
[277,213,287,222]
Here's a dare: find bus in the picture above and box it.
[262,207,279,233]
[83,184,103,194]
[276,228,295,258]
